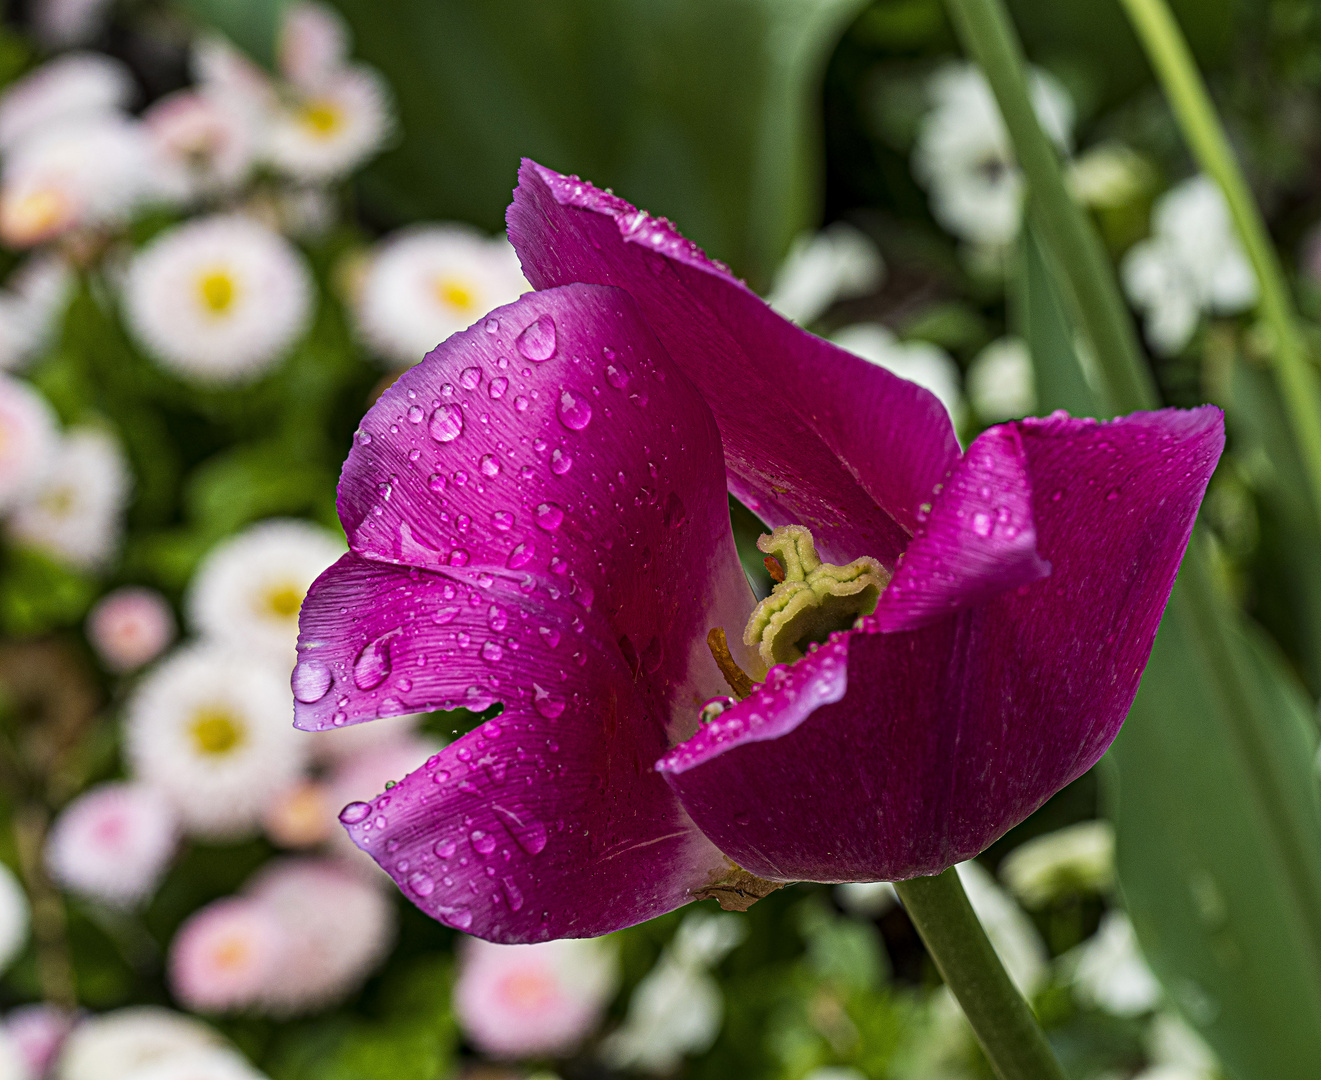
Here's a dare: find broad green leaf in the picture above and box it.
[177,0,289,68]
[329,0,870,286]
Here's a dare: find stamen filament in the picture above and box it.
[706,627,757,699]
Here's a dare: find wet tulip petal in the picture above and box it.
[658,407,1224,883]
[507,159,961,567]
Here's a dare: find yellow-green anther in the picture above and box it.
[743,525,889,668]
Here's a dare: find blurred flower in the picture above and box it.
[0,863,27,977]
[32,0,116,47]
[354,225,529,366]
[131,1048,267,1080]
[125,644,308,839]
[1068,142,1151,209]
[5,1004,73,1079]
[7,425,131,569]
[308,709,424,765]
[1122,175,1257,356]
[0,115,158,247]
[966,336,1036,423]
[913,62,1073,248]
[0,1031,28,1080]
[279,2,351,88]
[0,374,57,512]
[767,223,884,325]
[454,937,619,1059]
[834,880,898,918]
[187,518,344,664]
[1144,1011,1219,1079]
[54,1007,226,1080]
[262,780,334,848]
[0,53,132,151]
[144,90,257,203]
[1065,910,1162,1016]
[323,731,439,863]
[45,782,179,908]
[123,215,313,384]
[263,66,392,183]
[86,586,176,672]
[803,1070,867,1080]
[169,898,283,1014]
[998,820,1115,907]
[192,36,275,122]
[832,323,964,424]
[243,857,396,1014]
[957,860,1048,997]
[0,254,74,372]
[602,913,744,1074]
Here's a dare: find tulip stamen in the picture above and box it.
[706,627,757,699]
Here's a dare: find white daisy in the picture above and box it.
[123,215,313,384]
[0,253,73,372]
[279,2,351,89]
[54,1008,226,1080]
[834,880,898,918]
[129,1048,266,1080]
[263,65,392,183]
[355,225,530,366]
[767,222,884,325]
[967,335,1037,422]
[144,89,257,203]
[86,586,177,673]
[0,115,158,247]
[1065,910,1163,1016]
[0,1031,27,1080]
[192,36,276,123]
[0,374,58,513]
[124,644,308,840]
[1122,175,1258,355]
[168,896,284,1014]
[8,425,131,570]
[186,518,344,665]
[0,861,29,976]
[0,52,132,151]
[913,62,1073,249]
[832,323,964,424]
[998,820,1115,907]
[45,782,179,909]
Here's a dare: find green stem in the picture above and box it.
[943,0,1158,414]
[1117,0,1321,527]
[895,869,1066,1080]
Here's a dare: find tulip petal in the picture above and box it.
[507,159,961,567]
[873,422,1051,632]
[658,407,1224,883]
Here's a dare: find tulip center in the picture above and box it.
[742,525,887,668]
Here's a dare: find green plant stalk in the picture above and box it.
[942,0,1321,999]
[895,870,1066,1080]
[1117,0,1321,529]
[943,0,1157,414]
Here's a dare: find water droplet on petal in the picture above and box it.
[488,605,508,631]
[484,318,500,334]
[339,801,372,825]
[450,549,470,567]
[971,511,992,537]
[481,641,504,662]
[492,510,514,530]
[428,473,446,494]
[407,405,424,424]
[434,838,457,858]
[479,454,500,477]
[516,820,547,855]
[432,606,460,625]
[502,877,525,911]
[353,632,395,690]
[408,871,435,897]
[460,366,482,390]
[429,404,464,443]
[557,390,592,430]
[534,502,564,530]
[550,448,572,474]
[470,829,498,855]
[291,659,332,703]
[489,376,508,399]
[605,363,631,389]
[516,314,557,361]
[507,541,535,569]
[533,684,566,719]
[441,905,473,929]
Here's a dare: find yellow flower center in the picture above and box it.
[433,276,477,313]
[298,99,344,138]
[262,582,305,620]
[197,269,238,314]
[0,187,73,246]
[190,706,245,756]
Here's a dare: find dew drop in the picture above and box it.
[479,454,501,477]
[339,801,372,825]
[481,641,504,662]
[507,541,535,569]
[470,829,498,855]
[516,314,557,361]
[502,877,525,911]
[442,905,473,929]
[557,390,593,430]
[434,838,457,858]
[492,510,514,531]
[550,448,572,474]
[460,366,482,390]
[428,473,446,494]
[971,511,992,537]
[450,549,470,567]
[352,632,395,690]
[432,606,460,625]
[484,317,500,334]
[407,405,424,424]
[489,376,508,400]
[515,819,548,855]
[534,502,564,531]
[488,605,508,631]
[533,684,566,719]
[408,871,435,897]
[291,659,332,703]
[429,404,464,443]
[605,363,631,389]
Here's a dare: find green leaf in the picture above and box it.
[327,0,870,286]
[176,0,289,69]
[0,546,97,635]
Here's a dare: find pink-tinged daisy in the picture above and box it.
[168,898,283,1014]
[261,780,334,849]
[454,936,619,1059]
[0,374,57,513]
[55,1007,228,1080]
[144,90,257,203]
[86,586,176,673]
[4,1003,73,1079]
[278,2,351,89]
[262,64,392,184]
[45,782,179,909]
[0,52,132,151]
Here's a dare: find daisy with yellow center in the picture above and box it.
[264,65,392,182]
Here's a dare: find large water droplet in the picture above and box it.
[605,363,631,389]
[434,838,457,858]
[291,659,332,703]
[441,905,473,929]
[352,632,395,690]
[488,605,508,631]
[516,314,557,361]
[432,606,460,625]
[557,390,592,430]
[407,405,424,424]
[550,448,572,474]
[971,511,992,537]
[481,641,504,663]
[479,454,500,478]
[534,502,564,531]
[507,541,535,569]
[502,877,525,911]
[429,404,464,443]
[488,376,508,400]
[533,684,566,719]
[408,871,435,897]
[516,820,547,855]
[339,801,372,824]
[459,366,482,390]
[492,510,515,531]
[470,829,498,855]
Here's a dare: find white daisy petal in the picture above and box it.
[967,335,1036,422]
[355,225,530,366]
[0,53,132,151]
[0,862,30,977]
[279,2,352,88]
[0,375,58,513]
[124,215,313,384]
[1065,910,1163,1016]
[832,323,964,423]
[263,65,392,183]
[55,1008,227,1080]
[144,89,257,203]
[767,222,884,325]
[125,644,309,840]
